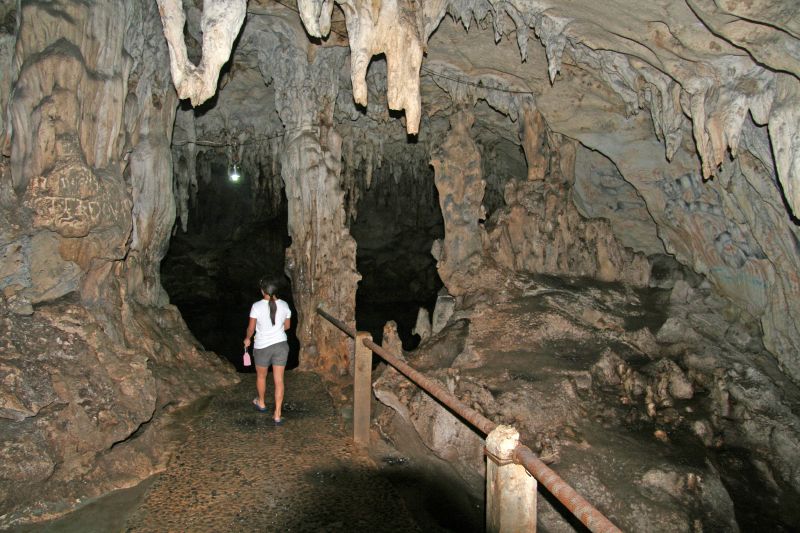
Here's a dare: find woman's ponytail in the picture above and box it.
[269,295,277,326]
[259,277,280,325]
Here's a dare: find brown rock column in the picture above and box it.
[521,102,548,181]
[281,121,360,375]
[270,43,359,376]
[430,110,488,296]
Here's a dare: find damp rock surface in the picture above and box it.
[124,372,423,532]
[375,273,800,531]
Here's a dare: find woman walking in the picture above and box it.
[244,279,291,425]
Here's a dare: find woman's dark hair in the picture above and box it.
[259,278,279,325]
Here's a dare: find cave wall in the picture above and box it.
[0,1,236,525]
[536,62,800,385]
[487,129,652,287]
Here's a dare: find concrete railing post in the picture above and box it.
[486,425,537,533]
[353,331,373,447]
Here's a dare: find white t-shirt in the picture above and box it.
[250,299,291,349]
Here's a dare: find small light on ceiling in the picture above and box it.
[229,164,241,182]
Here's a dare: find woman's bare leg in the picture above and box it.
[255,365,268,409]
[272,365,285,421]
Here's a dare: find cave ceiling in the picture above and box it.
[173,0,799,213]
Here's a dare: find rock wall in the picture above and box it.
[0,1,236,526]
[430,105,650,296]
[538,70,800,385]
[375,271,800,529]
[410,9,800,388]
[572,146,664,256]
[487,131,651,287]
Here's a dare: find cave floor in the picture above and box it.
[123,371,423,532]
[19,372,439,533]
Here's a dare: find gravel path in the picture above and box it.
[124,371,421,532]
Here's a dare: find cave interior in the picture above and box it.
[1,0,800,530]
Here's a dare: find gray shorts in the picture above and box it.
[253,341,289,367]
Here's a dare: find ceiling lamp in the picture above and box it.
[229,163,241,182]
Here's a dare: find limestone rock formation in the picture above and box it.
[156,0,246,106]
[486,136,651,287]
[297,0,444,134]
[267,27,360,376]
[0,2,236,525]
[375,273,800,529]
[1,0,799,528]
[430,110,490,295]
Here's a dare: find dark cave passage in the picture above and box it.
[161,151,299,370]
[350,164,445,350]
[161,150,445,367]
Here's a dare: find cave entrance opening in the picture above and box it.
[161,151,299,370]
[349,162,445,350]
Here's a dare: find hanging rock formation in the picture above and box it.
[297,0,444,134]
[156,0,246,106]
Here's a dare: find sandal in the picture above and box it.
[252,399,267,412]
[273,418,283,426]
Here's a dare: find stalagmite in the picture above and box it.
[520,103,548,181]
[430,110,487,295]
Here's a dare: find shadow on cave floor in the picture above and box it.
[19,372,479,532]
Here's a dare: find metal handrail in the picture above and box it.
[317,306,622,533]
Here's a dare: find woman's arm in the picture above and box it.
[283,318,291,331]
[244,317,256,347]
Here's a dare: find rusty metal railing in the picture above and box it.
[317,306,621,533]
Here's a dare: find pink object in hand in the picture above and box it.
[243,350,252,367]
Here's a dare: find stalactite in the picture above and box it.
[172,109,197,232]
[156,0,246,107]
[297,0,447,134]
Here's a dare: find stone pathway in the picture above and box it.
[124,371,421,532]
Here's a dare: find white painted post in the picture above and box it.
[353,331,373,447]
[486,425,537,533]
